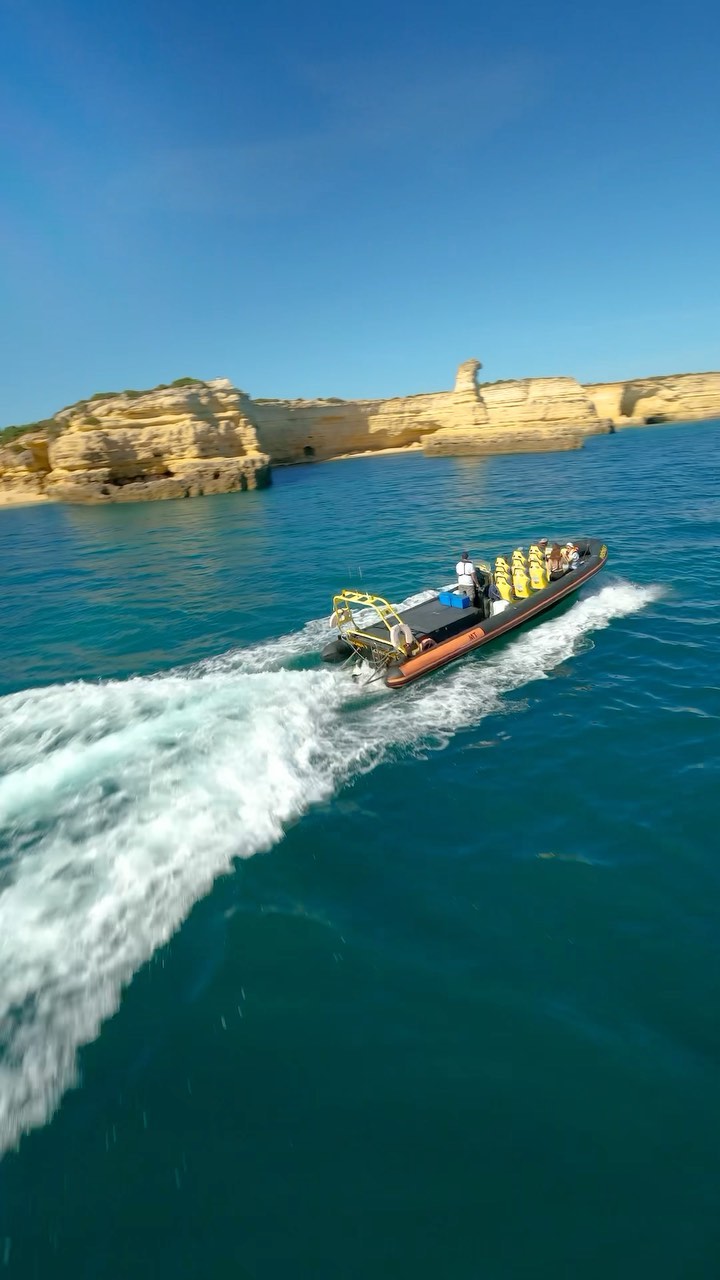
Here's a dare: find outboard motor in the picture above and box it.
[322,638,354,662]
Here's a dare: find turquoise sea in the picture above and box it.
[1,421,719,1278]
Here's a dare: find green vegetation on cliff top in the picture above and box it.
[0,422,46,446]
[0,378,205,444]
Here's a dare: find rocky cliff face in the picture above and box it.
[243,359,490,464]
[246,363,719,463]
[247,360,604,462]
[2,364,718,506]
[424,374,605,455]
[0,432,52,502]
[0,380,270,505]
[586,373,720,426]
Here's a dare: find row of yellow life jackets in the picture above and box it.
[494,545,549,601]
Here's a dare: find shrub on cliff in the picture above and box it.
[0,421,51,444]
[0,424,30,444]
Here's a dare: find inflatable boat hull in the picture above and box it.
[384,539,608,688]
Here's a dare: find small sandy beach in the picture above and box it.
[328,442,424,463]
[0,492,52,509]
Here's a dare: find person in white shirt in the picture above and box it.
[563,542,580,570]
[455,551,480,605]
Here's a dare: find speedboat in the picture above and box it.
[322,538,608,689]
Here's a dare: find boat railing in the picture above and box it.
[331,590,408,660]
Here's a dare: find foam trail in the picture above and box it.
[191,585,440,676]
[0,580,658,1154]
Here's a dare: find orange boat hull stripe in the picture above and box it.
[386,559,605,687]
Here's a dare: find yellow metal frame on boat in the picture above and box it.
[331,589,405,651]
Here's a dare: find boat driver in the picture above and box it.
[455,551,481,606]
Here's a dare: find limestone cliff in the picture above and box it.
[247,360,489,465]
[246,359,604,463]
[0,432,52,502]
[586,372,720,426]
[424,374,605,455]
[245,362,719,463]
[0,380,270,505]
[2,363,718,507]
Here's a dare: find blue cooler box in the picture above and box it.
[439,590,470,608]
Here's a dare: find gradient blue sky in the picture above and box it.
[1,0,718,425]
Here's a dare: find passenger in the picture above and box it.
[548,544,565,578]
[487,578,509,614]
[487,580,502,614]
[455,550,480,606]
[563,542,580,570]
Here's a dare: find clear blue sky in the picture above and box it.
[1,0,718,425]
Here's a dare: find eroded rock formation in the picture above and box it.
[1,363,718,506]
[0,432,51,502]
[0,380,270,505]
[586,373,720,426]
[246,363,719,462]
[424,374,604,455]
[242,360,613,462]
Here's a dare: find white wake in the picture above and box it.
[0,580,658,1154]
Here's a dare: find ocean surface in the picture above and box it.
[0,421,719,1279]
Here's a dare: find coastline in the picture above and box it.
[326,442,424,463]
[2,364,719,508]
[0,492,51,509]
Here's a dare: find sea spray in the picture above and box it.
[0,580,658,1154]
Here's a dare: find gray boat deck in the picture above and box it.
[363,596,485,644]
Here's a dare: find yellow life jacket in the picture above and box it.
[529,560,549,590]
[512,567,531,598]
